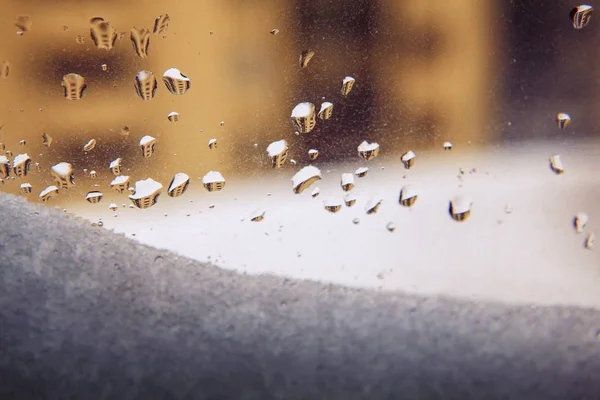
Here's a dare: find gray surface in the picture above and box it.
[0,193,599,400]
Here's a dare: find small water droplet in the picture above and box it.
[292,166,321,194]
[168,173,190,197]
[89,17,118,50]
[18,140,26,146]
[83,138,97,152]
[323,198,342,213]
[15,16,32,33]
[270,28,280,35]
[86,191,103,203]
[291,102,316,133]
[570,5,593,29]
[355,167,368,178]
[308,149,319,161]
[289,159,297,166]
[505,204,512,214]
[357,141,380,161]
[208,138,218,149]
[167,111,179,122]
[89,170,97,179]
[120,126,130,136]
[110,157,122,175]
[352,218,360,224]
[130,27,151,58]
[108,203,118,211]
[101,63,108,71]
[267,139,288,168]
[401,150,416,169]
[299,49,315,68]
[341,76,356,96]
[129,178,163,209]
[134,70,157,100]
[251,209,266,222]
[449,196,473,222]
[153,14,170,35]
[549,154,565,174]
[1,61,10,79]
[574,213,589,233]
[341,173,355,191]
[311,187,320,198]
[556,112,571,128]
[139,135,157,158]
[39,185,59,202]
[365,197,383,215]
[163,68,191,95]
[220,121,225,126]
[51,162,75,189]
[585,232,595,249]
[344,193,357,207]
[13,153,31,177]
[399,185,418,207]
[386,222,396,232]
[443,141,453,151]
[209,203,215,209]
[202,171,226,192]
[75,35,85,44]
[62,73,87,100]
[20,182,32,194]
[318,102,334,120]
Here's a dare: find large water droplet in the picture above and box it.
[130,27,150,58]
[1,61,9,79]
[89,17,118,50]
[549,154,565,174]
[292,165,321,194]
[267,139,289,168]
[13,153,31,177]
[299,50,315,68]
[355,167,368,178]
[110,175,130,193]
[290,102,316,133]
[139,135,157,158]
[153,14,170,35]
[308,149,319,161]
[15,16,32,33]
[318,102,333,120]
[168,173,190,197]
[62,73,86,100]
[341,76,356,96]
[39,185,59,202]
[399,185,418,207]
[556,112,571,129]
[0,156,10,179]
[110,157,122,175]
[20,182,32,194]
[167,111,179,122]
[574,213,589,233]
[571,5,593,29]
[357,141,380,161]
[365,197,383,215]
[86,191,103,204]
[163,68,191,95]
[449,196,472,222]
[51,162,74,189]
[202,171,226,192]
[401,150,416,169]
[323,198,342,213]
[341,173,355,191]
[129,178,163,209]
[134,70,157,100]
[83,139,96,152]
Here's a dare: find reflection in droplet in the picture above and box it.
[202,171,226,192]
[308,149,319,161]
[135,70,158,100]
[15,16,32,33]
[299,50,315,68]
[163,68,191,95]
[571,5,593,29]
[401,150,416,169]
[83,139,96,152]
[556,112,571,129]
[341,173,355,191]
[341,76,356,96]
[86,191,103,204]
[355,167,368,178]
[267,139,289,168]
[1,61,9,79]
[549,154,565,174]
[399,185,418,207]
[357,141,380,161]
[574,213,589,233]
[20,182,32,194]
[311,187,320,198]
[110,157,122,175]
[167,111,179,122]
[110,175,130,193]
[13,153,31,177]
[154,14,170,35]
[62,73,87,100]
[101,63,108,71]
[0,156,10,179]
[109,203,118,211]
[449,196,472,222]
[130,27,151,58]
[386,222,396,232]
[129,178,163,209]
[344,193,357,207]
[208,138,218,149]
[75,35,85,44]
[251,210,266,222]
[89,170,97,179]
[90,17,118,50]
[443,141,453,151]
[585,233,595,249]
[39,185,59,202]
[323,198,342,213]
[270,28,280,35]
[168,173,190,197]
[318,102,333,120]
[18,140,25,146]
[292,165,321,194]
[365,198,383,215]
[51,162,75,189]
[139,135,157,158]
[289,159,297,166]
[291,102,316,133]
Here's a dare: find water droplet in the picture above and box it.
[12,153,31,177]
[129,178,163,209]
[251,209,266,222]
[34,162,41,172]
[341,173,355,191]
[311,187,320,198]
[163,68,191,95]
[18,140,26,146]
[168,173,190,197]
[220,121,225,126]
[318,102,333,120]
[308,149,319,161]
[167,111,179,122]
[556,112,571,128]
[120,126,130,136]
[108,203,118,211]
[401,150,416,169]
[89,17,118,50]
[290,159,297,166]
[549,154,565,174]
[267,139,289,168]
[75,35,85,44]
[292,166,321,194]
[86,191,103,204]
[365,197,383,215]
[110,157,122,175]
[386,222,396,232]
[585,232,595,249]
[134,70,157,100]
[571,5,593,29]
[110,175,130,193]
[299,49,315,68]
[153,14,170,35]
[399,185,418,207]
[97,220,104,227]
[15,16,32,33]
[83,138,97,152]
[209,203,215,209]
[208,138,218,149]
[62,73,86,100]
[443,141,453,151]
[39,185,59,202]
[291,102,316,133]
[323,198,342,213]
[89,170,97,179]
[357,141,380,161]
[504,204,512,214]
[1,61,10,79]
[202,171,226,192]
[101,63,108,71]
[355,167,368,178]
[341,76,356,96]
[270,28,280,35]
[51,162,75,189]
[352,218,360,224]
[130,27,150,58]
[449,196,473,222]
[344,192,356,207]
[139,135,157,158]
[20,182,32,194]
[574,213,589,233]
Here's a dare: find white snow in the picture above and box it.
[344,192,356,203]
[13,153,30,168]
[267,139,287,157]
[208,138,217,146]
[355,167,368,176]
[136,70,154,81]
[83,139,96,151]
[86,191,103,200]
[39,185,58,198]
[291,102,314,118]
[443,141,453,149]
[292,166,321,189]
[169,173,190,191]
[319,102,333,114]
[129,178,163,200]
[163,67,189,81]
[308,149,318,156]
[450,196,473,214]
[110,158,122,169]
[343,76,355,84]
[51,162,72,177]
[140,135,156,146]
[400,185,418,201]
[357,141,379,152]
[323,198,342,208]
[341,173,354,187]
[202,171,225,184]
[311,187,320,197]
[110,175,130,186]
[20,183,32,189]
[365,197,384,213]
[168,111,179,118]
[401,150,416,162]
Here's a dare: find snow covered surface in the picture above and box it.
[129,178,163,200]
[203,171,225,184]
[343,76,355,84]
[13,153,30,167]
[341,173,354,186]
[267,140,287,157]
[291,102,314,118]
[450,195,473,214]
[110,175,130,186]
[140,135,156,146]
[136,70,154,81]
[163,67,189,81]
[401,150,416,162]
[86,191,103,200]
[169,173,190,191]
[39,185,58,198]
[400,185,418,201]
[109,158,121,168]
[355,167,368,176]
[51,162,72,177]
[357,141,379,152]
[292,166,321,191]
